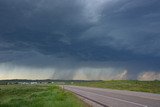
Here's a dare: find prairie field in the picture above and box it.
[0,84,87,107]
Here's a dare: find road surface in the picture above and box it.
[64,85,160,107]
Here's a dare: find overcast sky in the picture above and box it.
[0,0,160,80]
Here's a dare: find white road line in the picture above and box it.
[66,87,148,107]
[69,86,160,101]
[86,87,160,101]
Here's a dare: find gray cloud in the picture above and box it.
[81,0,160,56]
[0,0,160,80]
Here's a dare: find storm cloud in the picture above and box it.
[0,0,160,80]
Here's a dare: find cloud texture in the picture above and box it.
[0,0,160,80]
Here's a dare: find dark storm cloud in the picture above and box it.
[1,0,160,59]
[82,0,160,56]
[0,0,160,80]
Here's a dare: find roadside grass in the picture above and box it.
[0,84,87,107]
[72,80,160,94]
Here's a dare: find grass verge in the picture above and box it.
[0,84,88,107]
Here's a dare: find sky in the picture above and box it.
[0,0,160,80]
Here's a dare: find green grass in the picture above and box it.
[0,84,88,107]
[72,80,160,94]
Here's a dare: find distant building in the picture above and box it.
[31,82,38,84]
[18,82,29,84]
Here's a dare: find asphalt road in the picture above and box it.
[64,85,160,107]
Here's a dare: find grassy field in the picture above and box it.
[0,84,87,107]
[72,80,160,94]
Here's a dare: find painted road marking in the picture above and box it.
[66,87,148,107]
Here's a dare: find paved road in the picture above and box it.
[64,86,160,107]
